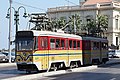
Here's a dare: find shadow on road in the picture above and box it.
[45,71,119,80]
[98,58,120,68]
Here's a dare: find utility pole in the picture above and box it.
[74,15,76,34]
[8,0,12,63]
[29,13,48,30]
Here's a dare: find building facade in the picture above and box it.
[47,0,120,49]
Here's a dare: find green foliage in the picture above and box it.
[97,15,108,31]
[50,14,108,37]
[69,14,81,33]
[82,19,97,35]
[82,15,108,36]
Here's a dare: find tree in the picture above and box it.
[69,14,81,34]
[82,19,97,36]
[57,17,67,29]
[50,17,67,31]
[82,14,108,37]
[96,15,108,37]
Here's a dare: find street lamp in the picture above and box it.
[6,6,28,33]
[6,6,28,63]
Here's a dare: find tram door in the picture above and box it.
[40,37,49,69]
[83,40,91,65]
[66,39,69,67]
[100,42,102,63]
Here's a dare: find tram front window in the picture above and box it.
[17,39,33,50]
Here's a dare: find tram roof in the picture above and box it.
[31,30,82,40]
[82,36,108,42]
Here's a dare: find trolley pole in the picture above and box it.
[8,0,12,63]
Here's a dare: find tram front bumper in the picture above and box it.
[17,63,38,71]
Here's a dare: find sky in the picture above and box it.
[0,0,80,50]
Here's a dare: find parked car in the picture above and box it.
[0,52,9,62]
[115,50,120,58]
[108,50,119,58]
[2,52,15,62]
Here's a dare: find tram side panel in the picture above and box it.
[32,36,49,71]
[91,40,101,64]
[68,39,83,67]
[100,41,109,63]
[82,40,92,65]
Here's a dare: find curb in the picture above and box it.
[0,63,16,67]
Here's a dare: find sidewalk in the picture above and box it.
[0,63,16,67]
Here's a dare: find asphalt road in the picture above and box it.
[42,58,120,80]
[43,64,120,80]
[0,65,28,79]
[0,58,120,80]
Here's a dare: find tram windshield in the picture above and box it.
[16,39,34,50]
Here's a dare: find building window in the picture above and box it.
[115,19,118,29]
[86,19,91,23]
[86,15,93,23]
[116,37,118,46]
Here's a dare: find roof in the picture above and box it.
[82,36,108,42]
[83,0,113,5]
[31,30,82,40]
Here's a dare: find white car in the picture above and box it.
[0,52,9,62]
[2,52,15,62]
[115,50,120,58]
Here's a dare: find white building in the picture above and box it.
[47,0,120,49]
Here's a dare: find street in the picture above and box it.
[0,58,120,80]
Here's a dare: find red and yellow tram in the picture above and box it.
[15,30,108,72]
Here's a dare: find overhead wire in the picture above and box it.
[64,0,78,5]
[12,1,46,12]
[12,0,78,12]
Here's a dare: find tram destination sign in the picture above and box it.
[16,31,33,38]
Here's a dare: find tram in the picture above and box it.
[15,30,109,72]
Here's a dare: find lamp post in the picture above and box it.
[7,0,12,63]
[6,6,28,33]
[6,5,27,63]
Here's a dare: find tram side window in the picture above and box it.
[69,40,72,49]
[66,39,69,49]
[50,38,55,49]
[96,42,99,49]
[61,39,65,49]
[85,41,90,50]
[44,38,48,49]
[77,41,80,50]
[93,42,99,50]
[102,43,108,49]
[56,39,60,49]
[73,40,77,49]
[40,38,48,50]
